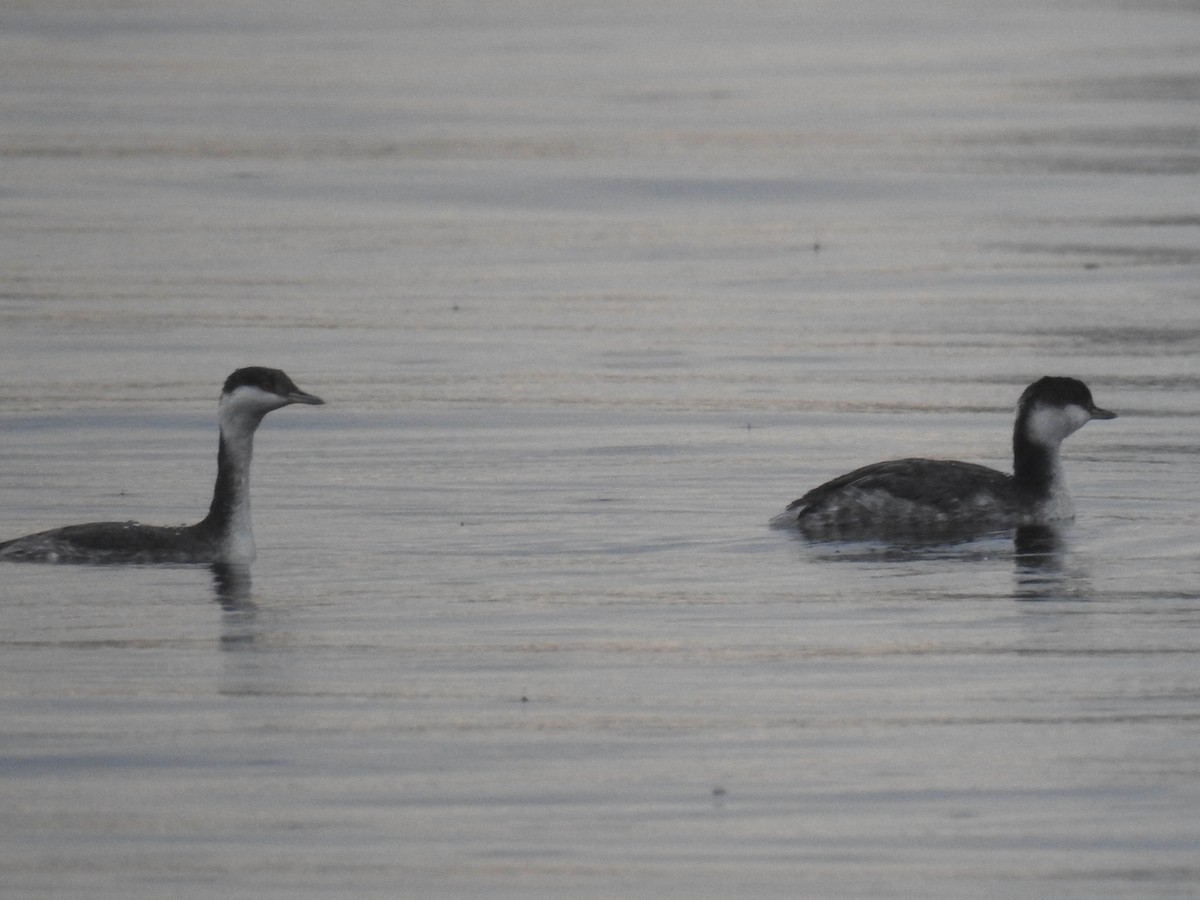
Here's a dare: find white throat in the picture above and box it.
[218,424,256,563]
[1025,403,1092,449]
[212,388,282,564]
[1022,402,1092,521]
[1038,455,1074,520]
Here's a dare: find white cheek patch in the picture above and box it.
[219,385,288,422]
[1026,403,1093,446]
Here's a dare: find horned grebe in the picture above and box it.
[770,376,1116,538]
[0,367,323,564]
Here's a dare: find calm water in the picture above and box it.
[3,1,1200,896]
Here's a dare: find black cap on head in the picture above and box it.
[1019,376,1115,419]
[222,367,324,405]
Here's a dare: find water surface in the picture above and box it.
[3,1,1200,897]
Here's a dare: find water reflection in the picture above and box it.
[210,564,300,698]
[211,563,257,649]
[788,525,1015,564]
[1012,524,1081,602]
[211,563,280,698]
[784,522,1093,602]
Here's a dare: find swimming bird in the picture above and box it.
[770,376,1116,539]
[0,367,323,564]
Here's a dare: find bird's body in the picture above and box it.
[0,520,229,566]
[770,377,1115,539]
[0,367,323,565]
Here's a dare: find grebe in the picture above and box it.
[770,376,1116,538]
[0,367,323,564]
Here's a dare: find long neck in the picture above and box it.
[1012,423,1060,498]
[198,416,258,562]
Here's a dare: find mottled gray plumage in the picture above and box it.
[0,521,218,565]
[771,377,1115,540]
[0,367,323,565]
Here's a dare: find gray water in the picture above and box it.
[3,1,1200,897]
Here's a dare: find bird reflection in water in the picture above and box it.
[211,563,257,649]
[784,521,1090,602]
[211,563,283,698]
[1012,524,1075,601]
